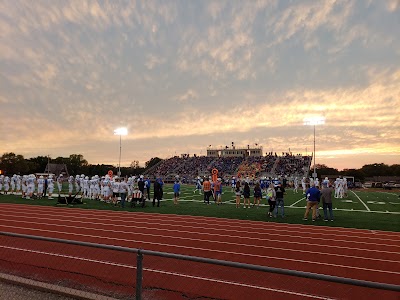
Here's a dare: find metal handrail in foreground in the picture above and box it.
[0,231,399,300]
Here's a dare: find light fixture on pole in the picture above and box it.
[113,127,128,177]
[303,116,325,180]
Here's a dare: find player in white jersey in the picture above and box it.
[309,177,314,188]
[0,175,3,194]
[37,176,45,198]
[16,175,21,195]
[103,175,111,202]
[323,177,330,187]
[83,176,90,198]
[343,178,348,197]
[21,175,27,198]
[56,174,63,194]
[127,176,133,198]
[94,175,101,199]
[336,178,344,198]
[68,176,74,196]
[111,177,120,205]
[301,177,307,193]
[75,175,80,193]
[10,175,17,194]
[231,177,236,191]
[3,176,10,194]
[47,174,55,199]
[194,177,202,194]
[293,177,299,193]
[26,174,36,199]
[314,177,320,188]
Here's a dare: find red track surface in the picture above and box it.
[0,203,399,299]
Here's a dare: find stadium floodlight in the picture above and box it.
[114,127,128,176]
[303,116,325,180]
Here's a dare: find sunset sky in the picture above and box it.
[1,0,399,171]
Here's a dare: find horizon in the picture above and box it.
[1,1,399,171]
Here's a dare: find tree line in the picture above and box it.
[0,153,162,177]
[0,152,399,180]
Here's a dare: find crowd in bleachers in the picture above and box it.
[146,153,312,181]
[275,153,312,177]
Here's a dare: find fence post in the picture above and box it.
[136,249,143,300]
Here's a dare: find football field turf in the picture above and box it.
[0,184,399,232]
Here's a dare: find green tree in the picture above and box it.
[145,157,162,170]
[27,156,50,173]
[0,152,29,175]
[360,163,391,177]
[67,154,88,175]
[314,164,339,177]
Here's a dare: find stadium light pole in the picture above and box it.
[113,127,128,177]
[303,116,325,180]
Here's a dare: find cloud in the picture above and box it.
[174,89,199,103]
[145,54,166,69]
[386,0,400,11]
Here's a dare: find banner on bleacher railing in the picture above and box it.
[211,168,218,182]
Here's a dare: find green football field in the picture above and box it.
[0,184,399,232]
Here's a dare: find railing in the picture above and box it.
[0,231,399,299]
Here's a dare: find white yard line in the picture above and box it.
[350,190,371,212]
[290,197,305,207]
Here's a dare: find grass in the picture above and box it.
[0,184,399,232]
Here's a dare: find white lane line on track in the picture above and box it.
[3,203,400,238]
[2,219,399,264]
[0,213,400,247]
[350,191,371,212]
[2,211,399,247]
[0,245,332,300]
[2,225,400,275]
[145,269,335,300]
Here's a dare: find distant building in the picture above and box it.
[207,145,263,158]
[44,163,69,177]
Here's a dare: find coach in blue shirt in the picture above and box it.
[303,183,321,221]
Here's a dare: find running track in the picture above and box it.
[0,203,399,299]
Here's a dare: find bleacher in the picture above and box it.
[146,153,312,181]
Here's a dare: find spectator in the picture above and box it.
[235,181,242,208]
[119,177,128,208]
[145,177,151,200]
[253,182,262,208]
[138,177,145,204]
[214,178,222,205]
[112,177,120,206]
[153,179,161,207]
[274,182,285,218]
[321,182,334,221]
[303,183,321,221]
[266,183,276,218]
[203,177,212,205]
[243,181,251,209]
[173,180,180,205]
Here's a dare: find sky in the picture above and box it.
[0,0,399,171]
